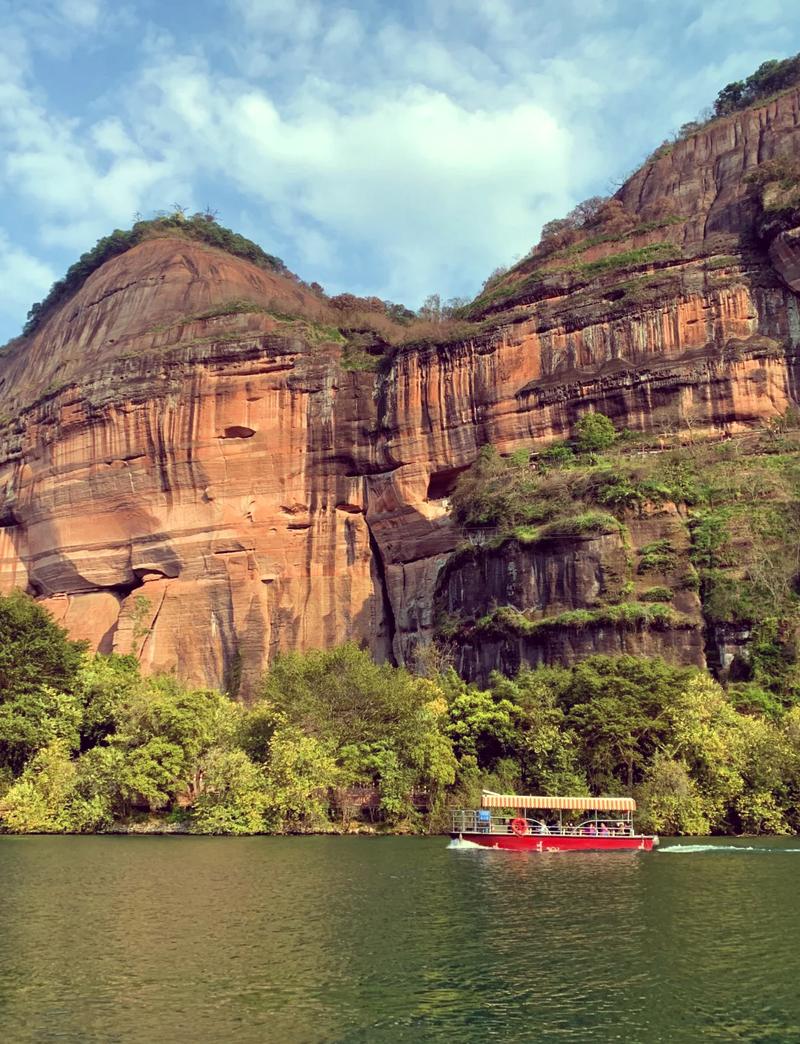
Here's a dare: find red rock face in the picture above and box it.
[617,90,800,243]
[0,239,392,692]
[2,90,800,690]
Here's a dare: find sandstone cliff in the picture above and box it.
[0,238,393,693]
[3,86,800,692]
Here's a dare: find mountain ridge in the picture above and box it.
[2,77,800,693]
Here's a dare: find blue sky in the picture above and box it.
[0,0,798,344]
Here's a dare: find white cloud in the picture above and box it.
[0,51,186,251]
[0,230,55,323]
[0,0,711,312]
[58,0,102,29]
[1,0,127,63]
[686,0,787,38]
[1,0,798,340]
[231,0,321,36]
[128,51,576,300]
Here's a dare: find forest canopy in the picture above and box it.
[713,54,800,118]
[1,591,800,837]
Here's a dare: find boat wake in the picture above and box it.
[658,844,800,854]
[447,837,486,850]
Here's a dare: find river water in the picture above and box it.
[0,836,798,1043]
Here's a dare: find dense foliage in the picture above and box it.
[713,54,800,118]
[745,156,800,242]
[0,591,87,776]
[23,211,288,337]
[449,412,623,530]
[1,591,799,836]
[448,413,800,704]
[0,605,457,835]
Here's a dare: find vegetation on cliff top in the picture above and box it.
[14,206,476,368]
[20,55,800,346]
[22,210,290,337]
[1,590,799,838]
[466,602,692,640]
[645,53,800,163]
[712,54,800,117]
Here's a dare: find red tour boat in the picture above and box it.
[450,792,657,852]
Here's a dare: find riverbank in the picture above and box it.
[3,818,796,839]
[4,595,800,839]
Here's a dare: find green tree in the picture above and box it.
[782,706,800,832]
[238,702,280,764]
[0,684,83,779]
[2,741,110,833]
[76,653,142,750]
[24,212,288,337]
[0,591,86,774]
[94,677,240,814]
[259,645,456,823]
[491,667,587,795]
[563,656,693,789]
[76,740,184,817]
[713,55,800,118]
[262,725,341,831]
[191,748,266,834]
[448,445,545,529]
[667,674,790,833]
[446,684,521,767]
[574,412,616,453]
[637,754,709,835]
[539,442,576,469]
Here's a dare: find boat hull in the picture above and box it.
[450,832,654,852]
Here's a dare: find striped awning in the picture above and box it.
[481,792,636,812]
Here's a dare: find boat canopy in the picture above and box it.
[481,792,636,812]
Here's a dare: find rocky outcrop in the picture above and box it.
[3,88,800,691]
[616,89,800,246]
[0,238,393,693]
[451,620,706,687]
[428,515,705,685]
[435,532,630,620]
[365,88,800,667]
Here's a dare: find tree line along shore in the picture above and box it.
[2,590,799,836]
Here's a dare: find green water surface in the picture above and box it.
[0,836,798,1043]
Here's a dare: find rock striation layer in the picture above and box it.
[3,88,800,691]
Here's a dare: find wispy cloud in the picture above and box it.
[0,230,55,328]
[0,0,798,341]
[130,48,576,300]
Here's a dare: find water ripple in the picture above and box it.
[0,836,798,1042]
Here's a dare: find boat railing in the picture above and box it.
[450,809,635,837]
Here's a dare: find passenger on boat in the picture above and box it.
[584,823,598,835]
[599,823,610,836]
[477,809,491,833]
